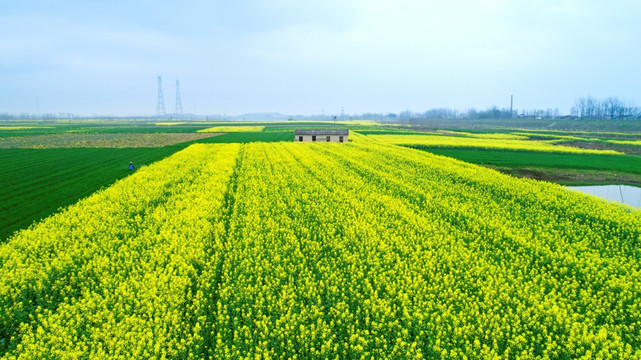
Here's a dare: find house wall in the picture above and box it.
[294,135,348,143]
[331,135,348,143]
[294,135,314,142]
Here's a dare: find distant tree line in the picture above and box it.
[0,113,77,120]
[571,96,639,119]
[389,96,640,123]
[394,106,552,121]
[2,96,639,121]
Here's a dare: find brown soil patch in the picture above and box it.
[490,166,641,186]
[0,132,223,149]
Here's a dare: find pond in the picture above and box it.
[567,185,641,208]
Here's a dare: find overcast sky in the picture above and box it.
[1,0,640,116]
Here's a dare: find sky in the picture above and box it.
[1,0,640,117]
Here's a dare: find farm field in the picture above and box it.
[363,130,641,186]
[0,120,370,242]
[197,131,292,143]
[383,117,641,133]
[366,133,622,154]
[3,121,641,241]
[198,125,265,133]
[0,120,381,138]
[0,123,211,137]
[1,137,641,358]
[0,125,296,241]
[0,146,185,240]
[414,148,641,185]
[0,132,222,149]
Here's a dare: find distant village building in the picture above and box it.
[294,129,349,143]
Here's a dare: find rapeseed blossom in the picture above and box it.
[1,140,640,358]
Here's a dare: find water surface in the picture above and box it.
[567,185,641,208]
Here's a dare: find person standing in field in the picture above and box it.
[129,162,134,171]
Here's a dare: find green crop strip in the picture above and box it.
[410,147,641,174]
[0,131,293,241]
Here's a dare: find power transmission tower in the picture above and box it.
[175,79,183,115]
[156,75,166,117]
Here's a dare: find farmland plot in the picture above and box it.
[0,133,221,149]
[1,141,640,359]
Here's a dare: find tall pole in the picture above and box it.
[510,95,514,118]
[156,76,166,117]
[175,79,183,115]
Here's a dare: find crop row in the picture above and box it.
[366,133,623,155]
[1,140,641,358]
[0,146,191,241]
[0,144,241,359]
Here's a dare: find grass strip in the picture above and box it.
[410,146,641,185]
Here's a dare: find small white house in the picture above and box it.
[294,129,349,143]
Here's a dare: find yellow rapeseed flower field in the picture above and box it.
[367,133,623,154]
[1,139,640,358]
[154,122,187,126]
[197,126,265,133]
